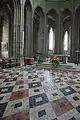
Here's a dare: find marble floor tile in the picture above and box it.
[0,67,80,120]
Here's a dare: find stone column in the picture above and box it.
[27,11,33,57]
[0,16,3,57]
[44,14,48,57]
[55,16,60,54]
[55,15,64,54]
[13,5,21,61]
[68,28,71,54]
[33,20,37,54]
[59,19,64,54]
[70,5,75,62]
[45,26,49,57]
[67,30,69,53]
[9,16,13,58]
[77,23,79,50]
[74,18,80,62]
[38,16,44,55]
[20,0,25,64]
[31,14,33,57]
[53,28,55,53]
[24,5,33,57]
[0,42,1,57]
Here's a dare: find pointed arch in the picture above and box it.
[47,8,58,21]
[75,6,80,18]
[61,9,72,20]
[34,6,44,20]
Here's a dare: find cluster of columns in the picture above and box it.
[13,1,46,61]
[0,7,71,60]
[13,1,22,60]
[0,0,72,61]
[70,6,80,62]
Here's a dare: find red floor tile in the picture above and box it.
[3,111,29,120]
[10,90,28,101]
[51,97,73,116]
[15,80,28,85]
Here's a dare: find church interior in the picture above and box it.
[0,0,80,120]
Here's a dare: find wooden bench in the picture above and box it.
[24,57,34,65]
[0,58,20,68]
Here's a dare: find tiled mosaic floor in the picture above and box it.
[0,66,80,120]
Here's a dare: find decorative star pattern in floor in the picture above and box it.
[0,67,80,120]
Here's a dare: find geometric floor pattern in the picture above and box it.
[0,66,80,120]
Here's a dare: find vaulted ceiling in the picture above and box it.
[0,0,14,15]
[0,0,8,4]
[0,0,14,6]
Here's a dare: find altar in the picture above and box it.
[50,54,70,64]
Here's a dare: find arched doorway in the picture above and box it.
[33,7,44,57]
[24,0,32,57]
